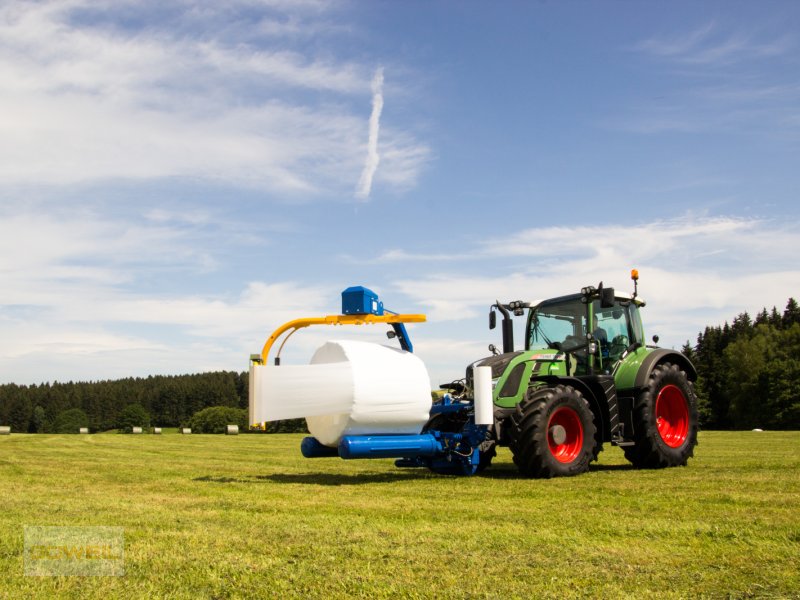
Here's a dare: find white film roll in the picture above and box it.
[473,365,494,425]
[250,340,432,446]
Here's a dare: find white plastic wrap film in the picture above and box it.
[250,363,354,423]
[473,365,494,425]
[249,340,432,447]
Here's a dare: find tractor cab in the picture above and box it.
[525,289,646,375]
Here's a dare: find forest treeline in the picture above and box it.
[683,298,800,430]
[1,298,799,432]
[0,371,306,434]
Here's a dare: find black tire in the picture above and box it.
[623,362,698,468]
[509,385,596,478]
[476,439,497,473]
[422,413,496,473]
[590,421,604,463]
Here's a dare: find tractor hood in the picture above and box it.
[468,351,524,380]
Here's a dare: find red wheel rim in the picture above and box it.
[547,406,584,463]
[655,384,689,448]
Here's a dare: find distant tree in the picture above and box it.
[783,298,800,329]
[263,418,308,434]
[234,371,249,409]
[52,408,89,433]
[31,405,49,433]
[681,341,696,363]
[694,325,730,427]
[6,390,33,433]
[117,403,151,433]
[188,406,248,433]
[731,311,753,339]
[725,324,800,429]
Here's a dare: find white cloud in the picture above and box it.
[2,211,798,384]
[0,207,334,382]
[412,336,490,388]
[635,23,793,66]
[619,24,800,137]
[355,67,385,200]
[342,248,470,264]
[392,216,800,349]
[0,1,429,196]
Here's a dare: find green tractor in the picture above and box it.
[437,270,699,478]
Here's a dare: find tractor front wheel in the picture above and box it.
[623,362,698,468]
[509,385,596,478]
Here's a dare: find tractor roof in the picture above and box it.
[531,292,645,311]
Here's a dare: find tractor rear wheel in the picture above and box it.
[623,362,698,468]
[509,385,595,478]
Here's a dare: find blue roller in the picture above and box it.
[300,436,340,458]
[338,434,443,460]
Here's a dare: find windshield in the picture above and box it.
[527,298,586,350]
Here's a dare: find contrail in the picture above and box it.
[355,67,384,200]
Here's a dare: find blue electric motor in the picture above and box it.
[341,286,384,316]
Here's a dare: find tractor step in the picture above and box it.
[611,438,636,447]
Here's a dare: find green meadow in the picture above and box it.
[1,431,798,599]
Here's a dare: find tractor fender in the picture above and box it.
[633,349,698,389]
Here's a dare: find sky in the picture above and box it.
[1,0,799,387]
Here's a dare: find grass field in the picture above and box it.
[1,431,798,599]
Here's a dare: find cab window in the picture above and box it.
[628,304,644,345]
[527,299,585,350]
[593,300,636,361]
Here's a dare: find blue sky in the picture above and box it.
[1,0,799,386]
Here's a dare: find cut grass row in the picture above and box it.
[0,431,798,599]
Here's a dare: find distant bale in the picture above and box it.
[0,426,10,435]
[132,427,143,434]
[79,427,89,434]
[226,424,239,435]
[181,428,191,434]
[153,427,162,434]
[752,428,765,432]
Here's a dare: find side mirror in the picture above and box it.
[489,309,496,330]
[652,335,660,345]
[601,287,615,308]
[386,331,397,340]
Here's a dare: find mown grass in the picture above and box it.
[0,431,798,599]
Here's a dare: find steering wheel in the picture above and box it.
[609,334,629,357]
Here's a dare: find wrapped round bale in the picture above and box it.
[250,340,432,447]
[305,341,432,447]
